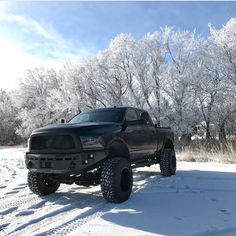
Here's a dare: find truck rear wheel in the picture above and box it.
[28,172,60,196]
[100,157,133,203]
[159,148,176,176]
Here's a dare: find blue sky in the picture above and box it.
[0,1,236,89]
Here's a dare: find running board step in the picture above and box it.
[131,159,158,168]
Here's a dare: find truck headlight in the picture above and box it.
[80,136,104,149]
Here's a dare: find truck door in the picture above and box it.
[139,111,157,155]
[122,108,147,159]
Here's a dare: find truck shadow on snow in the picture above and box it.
[101,169,236,236]
[36,170,158,211]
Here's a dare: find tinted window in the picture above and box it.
[137,110,153,125]
[69,110,124,124]
[125,109,138,121]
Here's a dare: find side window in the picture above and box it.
[125,109,138,121]
[140,111,153,125]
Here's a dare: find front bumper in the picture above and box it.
[25,150,107,174]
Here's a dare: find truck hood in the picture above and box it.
[32,122,122,136]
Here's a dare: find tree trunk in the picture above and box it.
[206,121,211,140]
[157,95,161,127]
[154,77,161,126]
[219,122,226,142]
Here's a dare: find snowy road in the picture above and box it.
[0,147,236,236]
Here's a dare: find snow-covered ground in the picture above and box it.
[0,147,236,236]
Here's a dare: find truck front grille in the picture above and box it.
[31,135,75,150]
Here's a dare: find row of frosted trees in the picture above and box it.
[1,18,236,145]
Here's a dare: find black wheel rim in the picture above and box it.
[43,175,57,187]
[171,154,176,171]
[120,168,131,192]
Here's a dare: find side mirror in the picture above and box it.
[60,118,66,123]
[154,123,158,128]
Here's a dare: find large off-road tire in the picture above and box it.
[100,157,133,203]
[159,148,176,176]
[28,172,60,196]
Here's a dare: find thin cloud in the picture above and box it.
[0,13,93,60]
[0,13,93,90]
[0,14,63,43]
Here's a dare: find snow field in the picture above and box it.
[0,147,236,236]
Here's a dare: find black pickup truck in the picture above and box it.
[25,107,176,203]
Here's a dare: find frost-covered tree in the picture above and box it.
[210,18,236,86]
[163,30,202,138]
[14,68,57,137]
[133,30,168,124]
[209,18,236,140]
[47,64,84,121]
[0,89,20,144]
[106,34,143,107]
[192,42,224,140]
[83,49,129,107]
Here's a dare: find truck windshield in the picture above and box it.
[69,109,124,124]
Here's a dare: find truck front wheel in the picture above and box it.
[100,157,133,203]
[28,172,60,196]
[159,148,176,176]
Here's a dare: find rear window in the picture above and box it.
[136,110,153,125]
[125,109,138,121]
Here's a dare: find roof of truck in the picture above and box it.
[85,107,147,112]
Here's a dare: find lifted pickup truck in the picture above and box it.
[25,107,176,203]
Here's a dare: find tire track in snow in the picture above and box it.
[0,161,27,198]
[0,184,27,201]
[36,201,108,236]
[0,186,28,203]
[0,193,40,212]
[37,172,163,236]
[7,190,103,236]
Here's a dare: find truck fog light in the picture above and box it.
[88,154,94,159]
[83,160,89,165]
